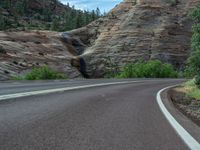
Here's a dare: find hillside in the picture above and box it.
[68,0,200,77]
[0,0,100,31]
[0,0,200,80]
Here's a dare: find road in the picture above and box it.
[0,79,199,150]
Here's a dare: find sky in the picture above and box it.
[60,0,122,12]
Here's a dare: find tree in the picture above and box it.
[15,1,25,15]
[96,7,101,17]
[76,12,85,28]
[91,10,96,21]
[51,18,59,31]
[0,0,11,9]
[0,0,101,31]
[188,6,200,87]
[63,11,71,30]
[0,15,6,30]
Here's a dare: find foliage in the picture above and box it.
[115,60,178,78]
[188,6,200,22]
[183,66,196,78]
[187,6,200,87]
[183,79,200,100]
[188,51,200,73]
[0,14,12,30]
[0,0,102,31]
[13,66,67,80]
[195,75,200,88]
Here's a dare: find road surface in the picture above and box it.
[0,79,199,150]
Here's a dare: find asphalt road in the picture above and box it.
[0,79,197,150]
[0,79,146,95]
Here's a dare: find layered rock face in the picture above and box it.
[0,31,81,80]
[68,0,200,77]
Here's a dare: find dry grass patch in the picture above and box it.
[175,79,200,100]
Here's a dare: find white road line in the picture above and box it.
[0,81,141,101]
[157,85,200,150]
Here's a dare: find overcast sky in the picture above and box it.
[60,0,122,12]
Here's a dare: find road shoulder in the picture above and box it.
[158,86,200,149]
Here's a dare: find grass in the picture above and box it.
[184,80,200,100]
[181,79,200,100]
[12,66,67,80]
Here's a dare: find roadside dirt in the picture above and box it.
[169,88,200,126]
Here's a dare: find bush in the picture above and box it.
[188,50,200,73]
[13,66,67,80]
[195,74,200,88]
[116,60,178,78]
[187,6,200,87]
[188,6,200,22]
[183,66,196,78]
[183,79,200,100]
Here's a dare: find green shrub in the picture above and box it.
[188,6,200,22]
[13,66,67,80]
[195,74,200,88]
[183,79,200,100]
[11,76,24,80]
[183,66,196,78]
[187,6,200,86]
[188,50,200,73]
[116,60,178,78]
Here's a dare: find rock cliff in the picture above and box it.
[67,0,200,77]
[0,31,81,80]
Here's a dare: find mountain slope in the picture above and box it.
[67,0,200,77]
[0,0,99,31]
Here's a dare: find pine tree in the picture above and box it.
[51,18,59,31]
[91,10,96,21]
[0,0,101,31]
[0,14,5,30]
[96,7,101,17]
[63,11,71,30]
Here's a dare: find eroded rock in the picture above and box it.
[67,0,200,77]
[0,31,81,80]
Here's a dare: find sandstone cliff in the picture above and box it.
[67,0,200,77]
[0,31,81,80]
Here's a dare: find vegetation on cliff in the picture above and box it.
[172,6,200,117]
[183,80,200,100]
[0,0,101,31]
[188,6,200,87]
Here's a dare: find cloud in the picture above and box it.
[60,0,122,12]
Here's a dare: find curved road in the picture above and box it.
[0,79,199,150]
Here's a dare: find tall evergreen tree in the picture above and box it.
[96,7,101,18]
